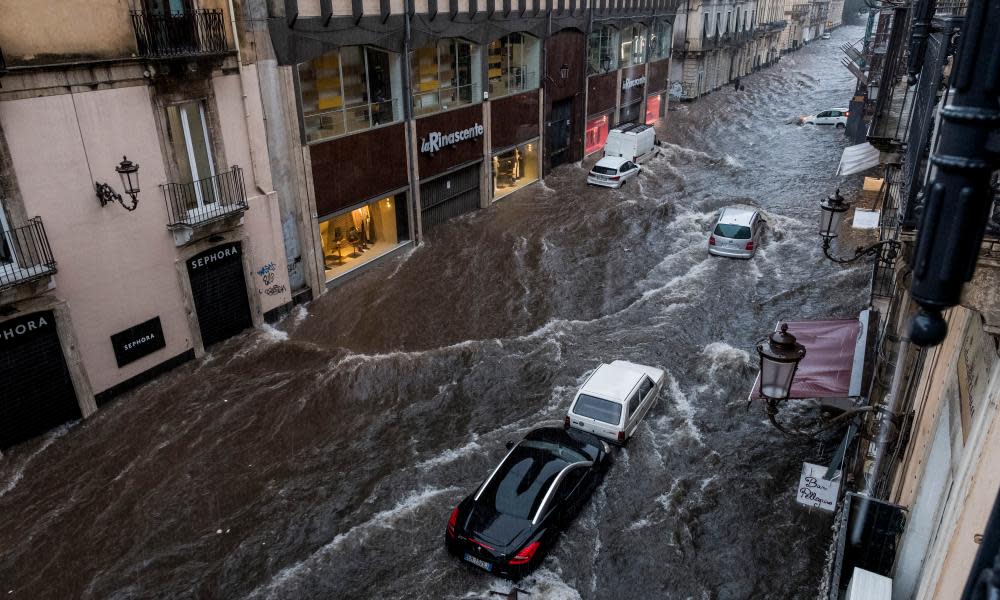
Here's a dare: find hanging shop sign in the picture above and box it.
[420,123,485,154]
[622,76,647,91]
[795,462,841,512]
[110,316,167,368]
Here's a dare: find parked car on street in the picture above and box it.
[587,157,640,189]
[603,123,657,163]
[565,360,666,444]
[800,108,849,127]
[708,206,764,258]
[445,426,611,579]
[821,32,831,39]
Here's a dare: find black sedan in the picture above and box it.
[445,426,612,579]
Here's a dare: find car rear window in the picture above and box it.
[592,166,618,175]
[572,394,623,425]
[713,223,752,239]
[485,448,566,519]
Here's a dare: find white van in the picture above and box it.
[603,124,658,163]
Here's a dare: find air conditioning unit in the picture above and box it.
[844,567,892,600]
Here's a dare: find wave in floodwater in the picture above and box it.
[0,26,871,600]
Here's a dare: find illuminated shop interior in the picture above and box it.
[320,194,409,281]
[585,114,610,155]
[492,140,539,200]
[487,33,541,98]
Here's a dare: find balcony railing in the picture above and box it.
[163,166,248,229]
[130,9,229,59]
[0,217,57,292]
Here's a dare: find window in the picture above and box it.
[703,14,710,38]
[166,100,219,210]
[572,394,623,425]
[714,223,753,239]
[487,33,540,99]
[319,194,409,282]
[638,376,654,399]
[0,207,14,267]
[587,26,619,74]
[620,24,647,67]
[649,21,673,60]
[411,39,481,116]
[493,140,540,200]
[627,391,642,419]
[585,115,610,155]
[555,468,587,503]
[298,46,403,143]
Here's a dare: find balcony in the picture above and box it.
[0,217,57,293]
[163,166,248,245]
[130,9,229,59]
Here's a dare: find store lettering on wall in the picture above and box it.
[420,123,485,154]
[110,317,167,368]
[189,243,240,270]
[622,76,647,91]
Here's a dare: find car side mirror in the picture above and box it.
[505,440,514,450]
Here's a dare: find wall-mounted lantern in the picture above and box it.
[95,156,140,212]
[559,63,570,81]
[818,188,900,264]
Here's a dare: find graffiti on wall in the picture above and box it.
[256,262,287,297]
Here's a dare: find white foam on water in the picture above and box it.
[0,422,74,498]
[293,305,309,324]
[723,154,744,169]
[519,568,584,600]
[246,486,460,599]
[260,324,289,342]
[666,374,704,444]
[626,517,653,531]
[415,437,482,471]
[385,244,419,280]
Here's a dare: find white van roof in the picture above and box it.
[609,123,653,136]
[580,362,645,401]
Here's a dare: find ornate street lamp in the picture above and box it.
[559,63,570,81]
[756,323,807,401]
[95,156,140,211]
[818,188,900,264]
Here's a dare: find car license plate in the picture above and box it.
[464,553,492,572]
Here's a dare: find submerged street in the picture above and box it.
[1,27,869,600]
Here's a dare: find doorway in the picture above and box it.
[547,98,573,169]
[186,242,253,348]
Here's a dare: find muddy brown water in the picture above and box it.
[1,27,870,600]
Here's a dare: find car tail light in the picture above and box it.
[709,235,717,246]
[745,240,755,251]
[447,507,458,538]
[509,541,541,565]
[617,431,626,442]
[844,111,850,117]
[609,176,620,181]
[564,415,570,429]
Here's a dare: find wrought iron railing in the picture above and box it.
[0,217,57,291]
[130,9,229,59]
[162,166,248,228]
[825,493,907,600]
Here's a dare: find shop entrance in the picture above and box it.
[420,163,481,230]
[187,242,253,348]
[0,311,81,450]
[547,98,573,168]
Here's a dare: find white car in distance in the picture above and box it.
[565,360,666,444]
[800,108,849,127]
[587,157,641,189]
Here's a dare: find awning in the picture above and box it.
[749,310,873,401]
[837,142,881,176]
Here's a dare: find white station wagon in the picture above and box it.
[565,360,666,444]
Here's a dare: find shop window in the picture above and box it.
[319,194,409,281]
[166,100,220,209]
[585,115,610,155]
[649,21,673,61]
[298,46,403,143]
[411,39,482,117]
[492,140,539,200]
[645,94,662,125]
[620,24,647,67]
[487,33,541,99]
[587,26,619,74]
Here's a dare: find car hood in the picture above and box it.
[464,505,534,551]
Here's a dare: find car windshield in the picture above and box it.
[480,441,585,519]
[714,223,752,239]
[572,394,623,425]
[592,166,618,175]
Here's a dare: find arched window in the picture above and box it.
[487,33,541,98]
[703,14,710,39]
[588,26,620,74]
[620,24,647,67]
[298,46,403,143]
[410,38,482,116]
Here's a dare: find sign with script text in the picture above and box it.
[796,462,840,512]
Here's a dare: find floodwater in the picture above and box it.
[0,27,870,600]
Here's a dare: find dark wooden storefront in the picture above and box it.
[187,242,253,348]
[0,311,81,450]
[417,105,486,229]
[420,163,482,230]
[544,29,587,172]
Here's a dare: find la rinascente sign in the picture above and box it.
[420,123,485,154]
[622,76,647,91]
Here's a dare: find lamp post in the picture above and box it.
[818,188,900,264]
[95,156,141,211]
[559,63,569,81]
[756,323,807,433]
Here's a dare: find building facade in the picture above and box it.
[0,0,293,451]
[251,0,681,296]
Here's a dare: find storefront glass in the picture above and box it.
[411,39,482,116]
[646,94,662,125]
[620,25,648,67]
[587,26,620,74]
[585,114,610,155]
[649,21,673,61]
[319,194,409,281]
[619,101,642,125]
[298,46,403,143]
[487,33,541,99]
[492,140,539,200]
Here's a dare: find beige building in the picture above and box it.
[0,0,293,451]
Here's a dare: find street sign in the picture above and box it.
[796,462,841,512]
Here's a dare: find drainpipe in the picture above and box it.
[402,0,422,242]
[228,0,269,196]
